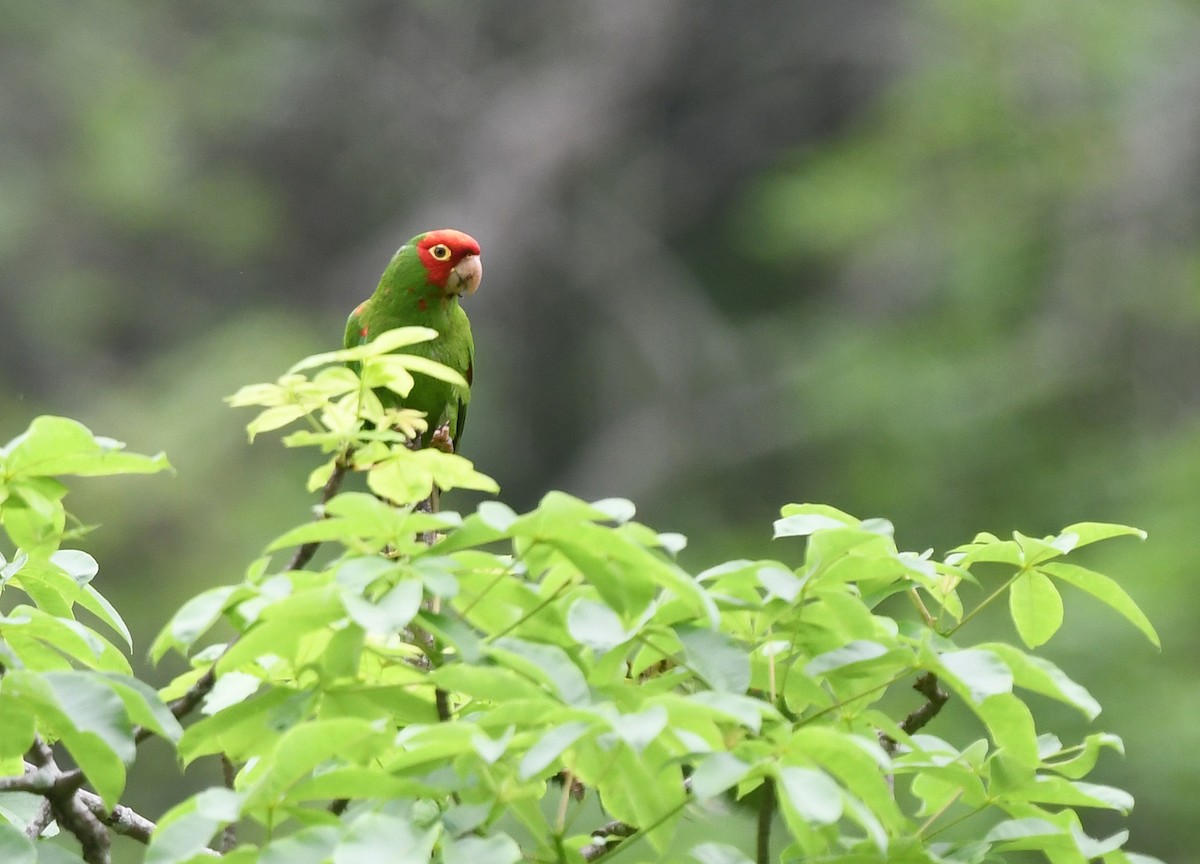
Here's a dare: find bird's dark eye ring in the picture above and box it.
[430,244,452,261]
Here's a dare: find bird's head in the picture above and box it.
[414,229,483,297]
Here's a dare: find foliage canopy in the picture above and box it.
[0,333,1162,864]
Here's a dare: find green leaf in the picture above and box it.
[1057,522,1147,548]
[201,671,262,715]
[611,706,668,752]
[0,822,35,864]
[676,626,750,693]
[1010,776,1134,813]
[490,638,590,705]
[288,326,437,372]
[984,816,1065,843]
[0,416,171,479]
[259,826,340,864]
[242,718,391,811]
[1044,732,1124,779]
[151,585,239,662]
[99,673,184,743]
[148,789,242,864]
[803,640,890,676]
[442,834,521,864]
[518,721,592,779]
[776,766,842,825]
[5,670,134,807]
[689,842,755,864]
[977,692,1039,772]
[1039,562,1160,648]
[341,578,424,636]
[981,643,1100,719]
[690,753,752,800]
[681,692,776,733]
[567,599,632,651]
[775,503,859,536]
[1009,569,1063,648]
[938,648,1012,703]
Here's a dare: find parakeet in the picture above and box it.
[345,229,482,450]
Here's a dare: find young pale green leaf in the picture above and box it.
[599,745,686,854]
[775,766,843,826]
[787,727,903,831]
[676,626,751,693]
[0,416,171,479]
[385,353,469,389]
[147,789,243,864]
[3,606,129,674]
[590,497,636,523]
[1043,732,1124,780]
[944,537,1022,568]
[201,671,262,715]
[980,643,1100,719]
[241,717,392,812]
[26,671,136,762]
[177,687,310,765]
[442,833,522,864]
[430,664,551,704]
[937,648,1013,703]
[611,706,668,752]
[689,752,753,800]
[1038,562,1160,648]
[0,695,36,761]
[79,584,132,651]
[490,638,590,705]
[1057,522,1147,548]
[803,640,891,677]
[341,578,424,636]
[689,842,755,864]
[99,673,184,743]
[758,565,805,602]
[1009,569,1064,648]
[983,816,1065,844]
[976,692,1039,774]
[151,585,240,662]
[775,503,860,535]
[257,826,340,864]
[518,721,593,779]
[0,823,35,864]
[286,326,438,373]
[680,692,777,734]
[567,598,632,651]
[1010,776,1133,813]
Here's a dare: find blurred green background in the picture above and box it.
[1,1,1194,860]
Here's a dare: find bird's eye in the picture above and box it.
[429,244,452,261]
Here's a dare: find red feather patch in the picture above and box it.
[415,229,481,287]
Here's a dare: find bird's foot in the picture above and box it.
[430,425,455,454]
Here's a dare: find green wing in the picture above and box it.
[344,300,369,348]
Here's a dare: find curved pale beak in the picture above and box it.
[448,254,483,296]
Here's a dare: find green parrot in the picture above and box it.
[344,229,482,450]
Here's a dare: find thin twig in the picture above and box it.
[217,755,238,852]
[579,821,637,861]
[881,672,949,756]
[756,778,774,864]
[285,456,351,571]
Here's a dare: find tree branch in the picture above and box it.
[579,821,637,862]
[26,740,110,864]
[756,778,774,864]
[881,672,949,756]
[136,455,352,746]
[285,455,351,571]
